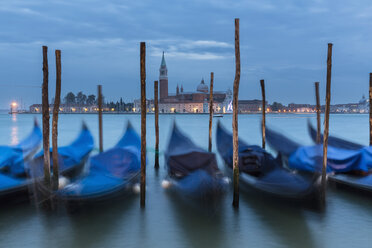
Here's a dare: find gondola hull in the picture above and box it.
[328,174,372,195]
[267,124,372,198]
[0,174,30,203]
[0,121,42,173]
[224,164,321,204]
[56,123,141,206]
[165,169,228,199]
[217,122,321,205]
[57,173,140,207]
[0,124,94,203]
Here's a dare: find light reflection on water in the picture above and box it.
[10,114,19,145]
[0,113,372,248]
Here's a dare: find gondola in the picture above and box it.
[0,123,94,202]
[265,124,370,173]
[216,122,321,204]
[266,124,372,194]
[308,122,372,193]
[308,121,363,150]
[56,122,141,204]
[24,122,94,178]
[162,123,228,200]
[0,120,42,173]
[0,120,42,202]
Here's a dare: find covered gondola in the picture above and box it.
[0,120,42,173]
[0,123,93,201]
[163,123,228,199]
[56,122,141,203]
[0,121,42,202]
[25,122,94,178]
[216,122,320,203]
[307,121,363,150]
[266,124,372,194]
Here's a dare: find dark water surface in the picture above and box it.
[1,113,372,248]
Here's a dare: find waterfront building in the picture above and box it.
[134,52,232,113]
[238,100,269,113]
[328,96,369,113]
[30,104,103,113]
[358,95,369,113]
[287,103,315,113]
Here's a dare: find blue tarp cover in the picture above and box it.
[0,173,26,191]
[165,123,227,197]
[0,122,41,196]
[289,145,372,173]
[165,123,219,177]
[0,123,42,173]
[265,125,371,173]
[16,124,94,177]
[58,122,141,198]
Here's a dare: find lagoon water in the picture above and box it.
[1,112,372,248]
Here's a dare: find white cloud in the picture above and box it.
[152,50,230,60]
[147,38,233,60]
[180,40,233,49]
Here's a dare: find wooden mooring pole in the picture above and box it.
[52,50,61,191]
[42,46,51,189]
[98,85,103,153]
[321,43,333,207]
[315,82,321,144]
[140,42,146,208]
[260,79,266,149]
[232,18,240,208]
[208,72,214,152]
[369,73,372,146]
[154,80,159,169]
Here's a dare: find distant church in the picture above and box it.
[156,52,232,113]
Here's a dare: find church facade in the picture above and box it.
[153,52,232,113]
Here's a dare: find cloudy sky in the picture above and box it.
[0,0,371,108]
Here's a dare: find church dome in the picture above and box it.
[196,78,209,93]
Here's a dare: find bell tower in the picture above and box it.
[159,51,168,101]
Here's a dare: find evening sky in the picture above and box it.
[0,0,371,108]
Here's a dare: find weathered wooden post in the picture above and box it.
[98,85,103,153]
[315,82,321,144]
[140,42,146,207]
[208,72,214,152]
[52,50,61,191]
[321,43,333,207]
[232,18,240,208]
[154,80,159,169]
[369,73,372,146]
[260,79,266,149]
[42,46,51,189]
